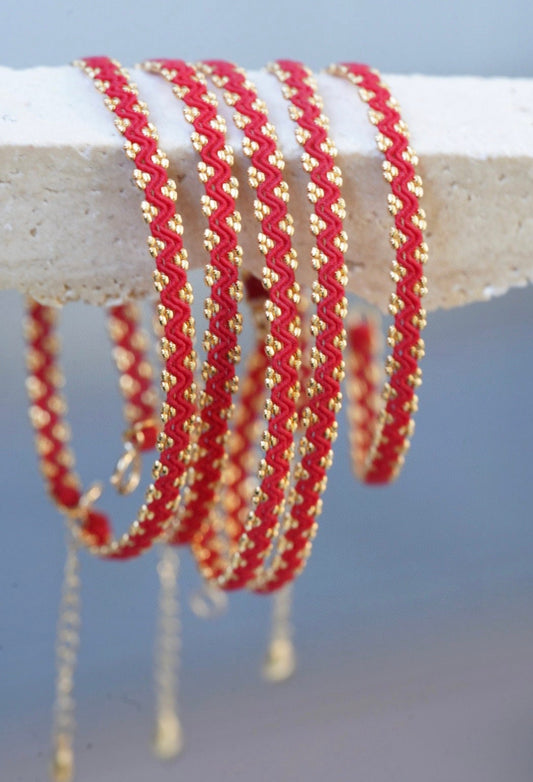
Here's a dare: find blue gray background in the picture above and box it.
[1,1,533,780]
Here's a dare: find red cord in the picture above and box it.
[26,300,159,546]
[345,315,381,479]
[331,63,428,484]
[190,275,267,579]
[250,61,348,592]
[31,56,199,558]
[142,59,244,547]
[109,302,159,451]
[192,60,302,590]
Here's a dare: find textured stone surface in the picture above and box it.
[1,66,532,309]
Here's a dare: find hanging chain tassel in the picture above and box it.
[262,584,296,683]
[50,527,81,782]
[153,545,183,760]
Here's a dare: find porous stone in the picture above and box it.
[1,66,532,309]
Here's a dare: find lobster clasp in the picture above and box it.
[111,418,159,495]
[111,440,143,495]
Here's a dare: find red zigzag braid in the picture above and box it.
[330,63,428,484]
[192,273,314,584]
[25,300,159,547]
[40,56,200,559]
[188,61,347,593]
[345,315,382,480]
[140,59,244,547]
[109,302,160,495]
[191,274,270,581]
[190,60,303,591]
[247,60,348,593]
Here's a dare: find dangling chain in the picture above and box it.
[50,527,81,782]
[262,585,296,683]
[153,546,183,760]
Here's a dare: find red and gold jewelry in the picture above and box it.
[179,61,347,594]
[109,302,160,495]
[141,58,244,546]
[20,58,431,782]
[191,273,269,581]
[329,62,428,484]
[26,299,159,545]
[191,60,303,591]
[246,60,348,593]
[26,297,162,782]
[25,299,160,546]
[41,56,200,559]
[345,314,382,480]
[137,61,249,755]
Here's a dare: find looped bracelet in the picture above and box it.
[25,299,159,546]
[329,62,428,484]
[25,298,160,782]
[345,313,383,480]
[138,59,247,757]
[183,60,347,594]
[141,58,245,546]
[52,56,200,559]
[109,302,160,495]
[190,60,303,591]
[249,59,348,593]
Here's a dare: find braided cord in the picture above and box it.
[330,63,428,484]
[191,276,314,586]
[108,302,159,449]
[193,60,303,590]
[36,56,199,559]
[251,61,348,592]
[142,59,244,546]
[26,302,77,512]
[192,276,269,580]
[26,300,110,546]
[345,316,382,476]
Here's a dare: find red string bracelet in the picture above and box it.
[191,273,269,580]
[26,299,159,547]
[26,294,177,779]
[188,60,303,590]
[191,273,314,584]
[248,60,348,593]
[186,64,346,592]
[141,58,244,546]
[37,56,200,559]
[329,63,428,484]
[345,315,382,479]
[109,302,160,495]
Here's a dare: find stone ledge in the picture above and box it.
[1,66,532,309]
